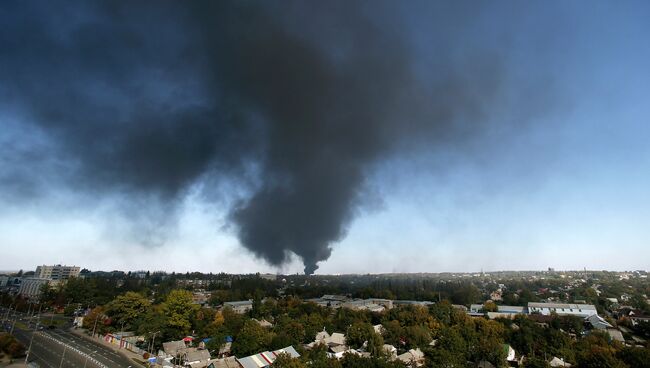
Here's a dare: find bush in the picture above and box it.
[0,334,26,358]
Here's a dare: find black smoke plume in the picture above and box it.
[0,1,502,273]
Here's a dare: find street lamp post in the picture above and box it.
[3,304,13,323]
[25,317,40,365]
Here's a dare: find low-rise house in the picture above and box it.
[382,344,397,359]
[218,342,232,357]
[253,319,273,328]
[328,345,350,359]
[184,349,211,366]
[237,346,299,368]
[585,314,612,330]
[325,332,346,347]
[192,292,211,306]
[315,329,330,342]
[549,356,572,367]
[470,304,483,313]
[396,348,425,367]
[163,340,188,357]
[490,290,503,301]
[206,356,239,368]
[606,328,625,343]
[503,344,517,365]
[223,300,253,314]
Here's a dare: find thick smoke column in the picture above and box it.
[0,1,500,273]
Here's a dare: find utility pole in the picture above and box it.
[10,311,16,334]
[149,331,160,355]
[92,313,100,338]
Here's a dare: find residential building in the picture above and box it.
[585,314,612,330]
[396,348,425,367]
[206,356,239,368]
[549,357,572,367]
[237,346,299,368]
[184,348,211,365]
[35,265,80,281]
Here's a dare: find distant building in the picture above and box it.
[18,277,49,300]
[0,275,9,287]
[396,348,425,367]
[223,300,253,314]
[35,265,80,281]
[237,346,300,368]
[528,302,597,317]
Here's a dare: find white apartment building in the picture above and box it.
[528,302,597,317]
[35,265,80,281]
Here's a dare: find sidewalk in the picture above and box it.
[68,328,146,367]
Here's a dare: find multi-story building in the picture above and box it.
[18,277,50,300]
[35,265,80,281]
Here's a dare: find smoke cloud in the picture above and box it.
[1,1,505,273]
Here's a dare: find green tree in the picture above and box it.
[347,321,374,349]
[482,302,498,313]
[452,284,481,306]
[273,352,307,368]
[303,344,342,368]
[524,357,550,368]
[107,291,151,331]
[163,290,198,337]
[577,346,627,368]
[231,320,272,357]
[617,346,650,368]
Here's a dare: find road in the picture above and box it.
[2,307,138,368]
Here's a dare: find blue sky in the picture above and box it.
[1,1,649,273]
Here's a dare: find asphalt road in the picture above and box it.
[2,307,138,368]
